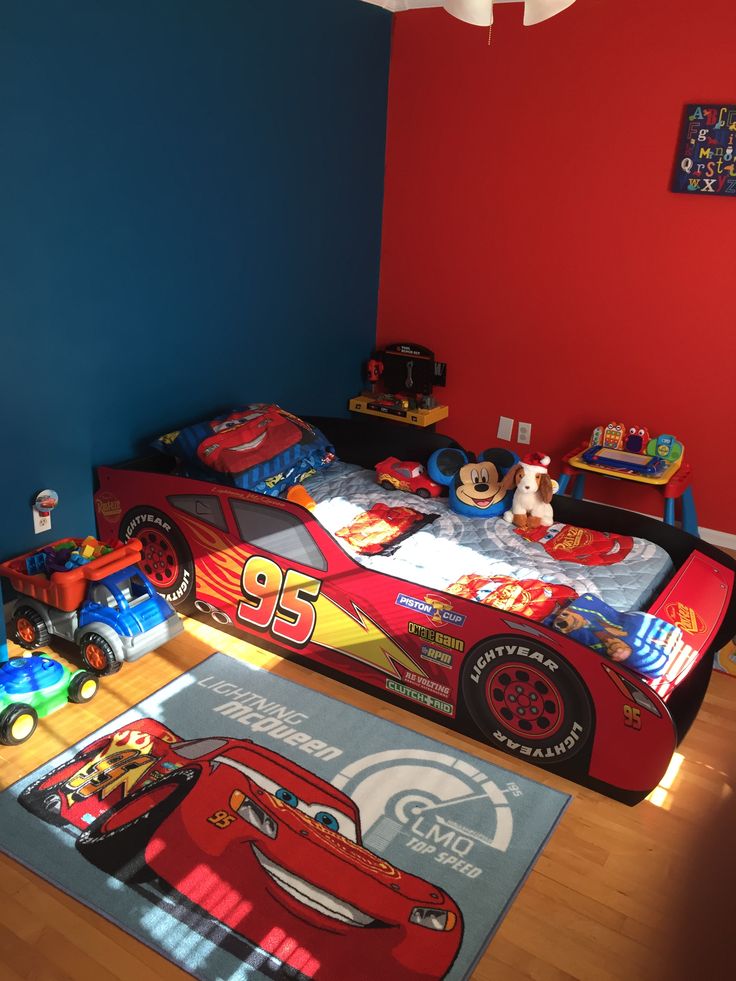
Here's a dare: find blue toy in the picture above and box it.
[428,447,518,518]
[0,538,183,677]
[545,593,683,678]
[0,579,100,745]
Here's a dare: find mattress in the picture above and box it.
[306,462,673,613]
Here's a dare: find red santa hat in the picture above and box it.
[522,452,551,475]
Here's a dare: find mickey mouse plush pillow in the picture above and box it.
[427,447,518,518]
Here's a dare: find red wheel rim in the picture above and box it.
[485,662,564,740]
[16,617,36,644]
[85,644,107,672]
[137,530,180,590]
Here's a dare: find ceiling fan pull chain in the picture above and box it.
[488,1,493,44]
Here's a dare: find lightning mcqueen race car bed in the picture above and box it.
[93,416,736,804]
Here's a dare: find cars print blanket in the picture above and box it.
[304,463,673,614]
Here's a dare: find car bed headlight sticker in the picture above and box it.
[230,789,278,838]
[409,906,456,931]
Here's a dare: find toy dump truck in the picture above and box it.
[0,537,183,675]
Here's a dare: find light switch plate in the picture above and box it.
[518,421,532,444]
[497,416,514,441]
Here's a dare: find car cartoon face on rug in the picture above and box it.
[19,720,463,980]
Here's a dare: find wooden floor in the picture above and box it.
[1,616,734,981]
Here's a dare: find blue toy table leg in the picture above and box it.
[664,498,675,526]
[680,488,700,537]
[572,473,586,501]
[557,473,570,495]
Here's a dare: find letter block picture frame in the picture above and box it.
[672,104,736,196]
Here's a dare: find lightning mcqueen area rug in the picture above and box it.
[0,653,569,981]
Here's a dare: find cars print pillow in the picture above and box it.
[515,523,634,566]
[152,403,335,495]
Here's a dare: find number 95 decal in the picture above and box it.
[623,704,641,730]
[237,555,320,647]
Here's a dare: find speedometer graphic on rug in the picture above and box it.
[333,749,520,878]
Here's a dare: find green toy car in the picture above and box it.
[0,653,99,746]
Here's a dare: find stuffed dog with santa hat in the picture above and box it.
[503,452,558,529]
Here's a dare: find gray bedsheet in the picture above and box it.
[305,462,673,612]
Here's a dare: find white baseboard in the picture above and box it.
[566,497,736,553]
[699,526,736,551]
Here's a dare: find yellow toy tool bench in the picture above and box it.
[558,423,698,536]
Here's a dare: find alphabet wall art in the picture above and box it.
[672,104,736,196]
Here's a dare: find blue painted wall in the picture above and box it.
[0,0,391,559]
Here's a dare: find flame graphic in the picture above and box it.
[65,729,160,806]
[177,512,247,606]
[175,512,424,679]
[311,595,426,680]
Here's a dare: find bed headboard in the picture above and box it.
[304,415,461,470]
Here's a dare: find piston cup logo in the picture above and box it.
[396,593,466,628]
[333,749,522,883]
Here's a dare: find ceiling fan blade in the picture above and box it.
[522,0,577,26]
[443,0,493,27]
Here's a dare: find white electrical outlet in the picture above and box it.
[33,510,52,534]
[497,415,514,441]
[518,421,532,444]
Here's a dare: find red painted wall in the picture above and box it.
[376,0,736,534]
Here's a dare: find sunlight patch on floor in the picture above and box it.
[646,752,685,809]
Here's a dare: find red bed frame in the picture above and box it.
[93,416,736,804]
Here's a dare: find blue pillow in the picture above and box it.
[153,404,334,495]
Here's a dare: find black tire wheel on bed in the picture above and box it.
[18,736,109,825]
[415,488,431,499]
[380,479,396,491]
[76,767,199,883]
[120,506,195,610]
[461,634,593,764]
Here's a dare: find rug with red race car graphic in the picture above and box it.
[0,653,570,981]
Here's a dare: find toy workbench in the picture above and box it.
[349,397,449,428]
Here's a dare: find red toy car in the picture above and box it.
[21,720,463,979]
[375,457,442,498]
